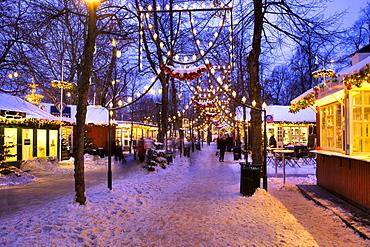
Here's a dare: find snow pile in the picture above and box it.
[0,167,36,186]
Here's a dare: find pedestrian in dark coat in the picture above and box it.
[226,135,233,152]
[218,136,227,162]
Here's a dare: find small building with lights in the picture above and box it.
[236,105,316,148]
[0,93,61,166]
[290,44,370,213]
[115,121,158,152]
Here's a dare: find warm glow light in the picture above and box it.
[112,39,117,47]
[128,97,132,103]
[262,102,267,109]
[252,100,256,107]
[116,50,121,58]
[118,100,123,107]
[242,96,246,103]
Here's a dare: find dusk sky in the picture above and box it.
[325,0,368,27]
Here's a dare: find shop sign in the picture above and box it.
[266,114,274,123]
[0,110,26,119]
[51,105,71,118]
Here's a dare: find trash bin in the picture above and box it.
[240,162,261,196]
[233,147,241,160]
[97,147,105,158]
[165,150,173,163]
[184,147,190,157]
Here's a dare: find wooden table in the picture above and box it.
[273,149,294,184]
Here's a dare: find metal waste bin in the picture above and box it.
[233,147,241,160]
[240,162,261,196]
[97,147,105,158]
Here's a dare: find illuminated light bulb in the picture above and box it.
[211,3,215,8]
[148,5,152,11]
[232,91,236,97]
[160,42,164,49]
[13,72,18,77]
[175,54,179,61]
[202,3,205,8]
[192,54,197,61]
[118,100,123,107]
[110,119,114,125]
[156,5,160,10]
[153,33,158,40]
[214,32,219,38]
[167,50,171,56]
[140,31,143,36]
[158,89,162,94]
[94,45,96,54]
[192,3,197,9]
[174,4,179,10]
[112,39,117,47]
[8,73,13,79]
[211,68,215,74]
[252,100,256,107]
[229,36,233,41]
[157,69,161,74]
[220,3,224,8]
[144,85,149,92]
[112,80,116,85]
[150,88,156,95]
[146,13,149,19]
[136,92,141,98]
[148,24,153,30]
[192,29,197,35]
[209,41,213,47]
[196,39,200,45]
[184,56,188,62]
[116,50,121,58]
[139,6,143,11]
[183,4,188,9]
[190,18,194,24]
[224,84,229,90]
[200,50,205,56]
[217,76,222,83]
[186,105,189,109]
[109,102,113,108]
[139,63,143,70]
[151,77,156,83]
[166,5,170,10]
[262,102,267,109]
[128,97,133,103]
[205,59,209,64]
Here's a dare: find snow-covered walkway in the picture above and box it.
[0,144,369,246]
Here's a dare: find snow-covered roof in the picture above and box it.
[337,55,370,78]
[236,105,316,123]
[0,93,60,121]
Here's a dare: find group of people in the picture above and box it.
[216,134,233,162]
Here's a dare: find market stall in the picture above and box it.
[290,44,370,213]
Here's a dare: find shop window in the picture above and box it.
[352,90,370,152]
[49,130,58,157]
[22,129,33,160]
[320,102,342,150]
[4,128,17,161]
[37,129,47,157]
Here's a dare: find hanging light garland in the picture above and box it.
[289,92,315,114]
[342,64,370,90]
[161,63,213,81]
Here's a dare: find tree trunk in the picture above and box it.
[74,2,98,205]
[247,0,264,164]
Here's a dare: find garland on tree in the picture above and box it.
[193,99,215,108]
[289,92,315,114]
[204,112,218,118]
[161,63,213,81]
[342,64,370,90]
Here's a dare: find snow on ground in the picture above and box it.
[0,144,369,246]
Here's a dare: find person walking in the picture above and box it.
[269,134,277,148]
[218,136,227,162]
